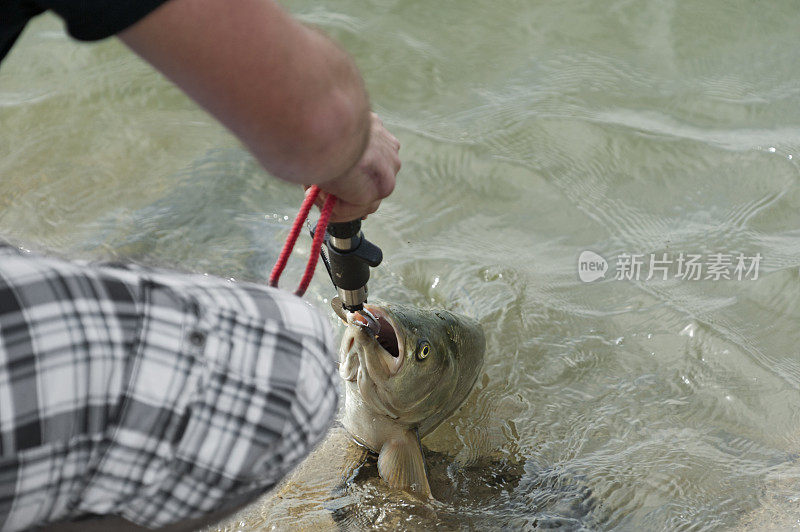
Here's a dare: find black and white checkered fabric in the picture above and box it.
[0,244,339,530]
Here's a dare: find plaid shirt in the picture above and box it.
[0,244,339,531]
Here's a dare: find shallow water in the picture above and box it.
[3,1,800,530]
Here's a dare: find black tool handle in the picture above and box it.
[325,221,381,288]
[327,220,362,240]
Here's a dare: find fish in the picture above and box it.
[339,302,485,498]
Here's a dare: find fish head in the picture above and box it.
[340,303,485,433]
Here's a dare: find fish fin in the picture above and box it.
[377,429,432,499]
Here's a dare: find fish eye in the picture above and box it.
[417,342,431,361]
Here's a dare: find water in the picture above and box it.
[3,1,800,530]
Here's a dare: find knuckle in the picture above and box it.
[378,176,396,198]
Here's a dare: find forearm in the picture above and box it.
[119,0,370,185]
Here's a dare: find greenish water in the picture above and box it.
[3,1,800,530]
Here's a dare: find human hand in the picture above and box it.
[312,112,401,222]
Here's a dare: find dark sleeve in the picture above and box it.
[36,0,173,41]
[0,0,45,64]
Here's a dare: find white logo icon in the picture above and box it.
[578,250,608,283]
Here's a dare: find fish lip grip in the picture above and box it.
[321,219,383,314]
[325,220,383,312]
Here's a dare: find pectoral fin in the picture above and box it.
[377,430,432,498]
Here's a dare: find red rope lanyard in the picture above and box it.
[268,185,337,297]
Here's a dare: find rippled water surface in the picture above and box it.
[3,1,800,530]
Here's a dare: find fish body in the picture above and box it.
[339,303,485,498]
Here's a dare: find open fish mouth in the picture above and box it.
[344,305,404,378]
[337,305,406,419]
[364,306,400,354]
[362,304,404,376]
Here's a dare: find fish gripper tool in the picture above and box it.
[313,219,382,322]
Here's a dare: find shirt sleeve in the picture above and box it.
[35,0,173,41]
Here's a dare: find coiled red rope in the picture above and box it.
[269,185,337,296]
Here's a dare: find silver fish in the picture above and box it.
[340,302,485,498]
